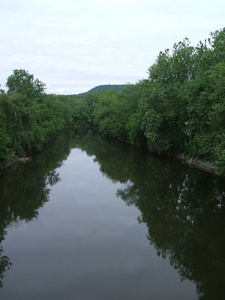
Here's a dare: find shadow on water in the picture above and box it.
[0,128,225,299]
[0,130,76,287]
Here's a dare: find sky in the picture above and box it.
[1,0,225,95]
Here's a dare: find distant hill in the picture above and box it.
[71,84,129,97]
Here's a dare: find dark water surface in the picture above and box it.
[0,130,225,300]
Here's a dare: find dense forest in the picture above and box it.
[0,27,225,174]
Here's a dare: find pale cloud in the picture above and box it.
[1,0,225,94]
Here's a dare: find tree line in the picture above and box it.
[70,28,225,175]
[0,27,225,174]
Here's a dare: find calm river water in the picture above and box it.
[0,129,225,300]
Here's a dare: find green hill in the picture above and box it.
[72,84,128,97]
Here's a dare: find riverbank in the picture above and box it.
[0,131,217,176]
[116,136,217,175]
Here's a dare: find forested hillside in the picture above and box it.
[71,84,128,97]
[1,28,225,174]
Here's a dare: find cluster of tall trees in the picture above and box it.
[70,28,225,175]
[1,28,224,174]
[0,69,73,167]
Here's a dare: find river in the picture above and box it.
[0,129,225,300]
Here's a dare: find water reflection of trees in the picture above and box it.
[0,230,12,288]
[74,130,225,300]
[0,130,75,287]
[1,128,225,298]
[118,173,225,300]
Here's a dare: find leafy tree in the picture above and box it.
[0,94,11,166]
[140,39,196,153]
[182,29,225,168]
[0,70,74,166]
[6,69,46,99]
[72,94,98,125]
[137,28,225,174]
[93,90,123,137]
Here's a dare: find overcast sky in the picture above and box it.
[1,0,224,94]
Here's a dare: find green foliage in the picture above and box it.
[138,28,225,174]
[0,102,10,165]
[71,93,98,125]
[68,27,225,175]
[91,85,143,141]
[93,90,124,137]
[73,84,128,97]
[0,70,73,167]
[126,112,144,145]
[6,69,46,98]
[139,39,197,153]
